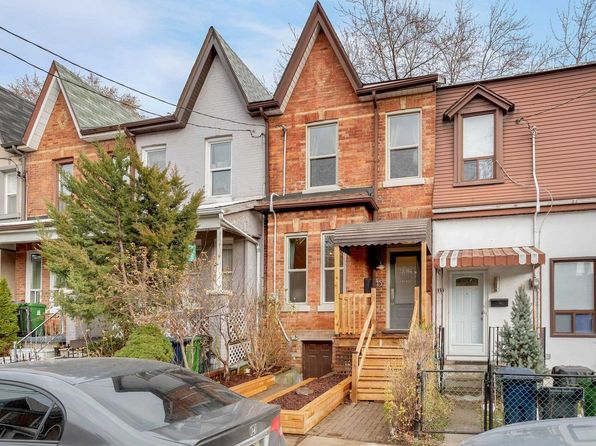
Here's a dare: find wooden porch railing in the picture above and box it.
[408,287,432,334]
[334,290,376,336]
[350,289,376,402]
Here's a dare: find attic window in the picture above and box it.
[462,113,495,181]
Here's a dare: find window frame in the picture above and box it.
[550,257,596,338]
[384,109,424,187]
[205,136,233,199]
[141,145,167,170]
[285,233,308,308]
[4,170,18,215]
[454,106,504,186]
[54,158,74,211]
[0,379,66,444]
[26,251,43,304]
[305,121,339,192]
[319,232,346,311]
[221,242,233,292]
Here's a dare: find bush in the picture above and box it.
[86,331,125,357]
[115,325,173,362]
[0,279,18,356]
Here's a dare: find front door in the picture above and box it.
[388,252,420,330]
[449,273,485,356]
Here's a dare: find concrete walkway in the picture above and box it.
[286,435,392,446]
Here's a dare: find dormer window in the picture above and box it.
[444,84,514,186]
[462,113,495,181]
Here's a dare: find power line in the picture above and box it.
[0,47,263,137]
[517,85,596,125]
[0,25,264,128]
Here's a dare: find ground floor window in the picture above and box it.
[552,259,595,336]
[286,235,307,303]
[321,233,344,303]
[27,252,42,303]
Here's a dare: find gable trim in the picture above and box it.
[443,84,514,121]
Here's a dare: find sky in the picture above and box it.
[0,0,566,115]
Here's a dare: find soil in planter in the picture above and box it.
[269,374,345,410]
[214,366,283,388]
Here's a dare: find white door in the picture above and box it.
[449,273,485,356]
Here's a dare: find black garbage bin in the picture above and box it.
[538,386,584,419]
[551,365,596,416]
[499,367,541,425]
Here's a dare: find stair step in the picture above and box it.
[357,379,391,389]
[356,392,386,401]
[360,368,390,377]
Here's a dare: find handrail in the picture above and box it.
[13,312,61,360]
[351,289,376,402]
[409,287,420,333]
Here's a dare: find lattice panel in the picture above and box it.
[228,341,248,366]
[228,308,247,343]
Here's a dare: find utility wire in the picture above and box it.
[0,47,263,137]
[517,85,596,125]
[0,25,264,128]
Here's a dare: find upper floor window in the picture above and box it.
[387,111,421,181]
[462,113,495,181]
[4,171,17,215]
[307,122,337,188]
[57,162,73,211]
[142,146,167,170]
[207,138,232,196]
[552,259,595,336]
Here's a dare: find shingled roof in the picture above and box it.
[0,86,34,144]
[54,62,140,130]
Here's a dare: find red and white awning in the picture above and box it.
[434,246,545,268]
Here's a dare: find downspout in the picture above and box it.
[269,193,279,297]
[219,213,262,297]
[281,126,287,196]
[372,91,379,221]
[531,125,540,247]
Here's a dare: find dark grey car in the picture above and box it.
[0,358,286,445]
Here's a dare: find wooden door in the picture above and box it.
[302,341,332,378]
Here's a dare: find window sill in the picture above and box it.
[302,185,340,194]
[0,213,21,221]
[317,303,335,312]
[550,332,596,338]
[383,177,424,188]
[453,178,504,187]
[204,194,233,204]
[282,303,311,312]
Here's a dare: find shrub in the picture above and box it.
[0,279,18,356]
[86,331,125,357]
[385,327,450,444]
[115,325,173,362]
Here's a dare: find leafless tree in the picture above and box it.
[9,70,141,113]
[338,0,444,81]
[273,24,300,86]
[474,1,533,79]
[434,0,478,84]
[553,0,596,64]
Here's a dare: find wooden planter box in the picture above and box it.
[230,374,276,397]
[261,376,351,435]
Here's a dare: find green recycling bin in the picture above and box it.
[185,339,202,373]
[27,303,46,336]
[579,379,596,416]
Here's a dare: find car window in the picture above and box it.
[77,366,241,432]
[0,383,64,442]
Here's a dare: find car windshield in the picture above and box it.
[77,366,241,431]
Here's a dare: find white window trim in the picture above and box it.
[318,232,346,312]
[205,136,233,200]
[4,170,17,215]
[26,251,42,304]
[284,233,309,311]
[384,109,423,188]
[141,144,167,167]
[305,121,339,192]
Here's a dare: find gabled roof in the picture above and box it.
[248,1,441,114]
[22,61,139,149]
[128,27,270,133]
[443,84,515,120]
[0,86,34,145]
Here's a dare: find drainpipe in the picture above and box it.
[281,126,287,196]
[219,213,262,297]
[531,125,540,247]
[372,91,379,221]
[269,193,279,297]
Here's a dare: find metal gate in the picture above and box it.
[418,368,489,435]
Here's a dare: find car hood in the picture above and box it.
[462,417,596,446]
[148,397,278,445]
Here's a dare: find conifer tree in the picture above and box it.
[40,134,202,325]
[0,279,18,356]
[498,285,543,371]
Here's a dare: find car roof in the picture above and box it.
[0,358,176,385]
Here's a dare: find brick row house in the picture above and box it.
[432,64,596,371]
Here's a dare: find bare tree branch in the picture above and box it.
[553,0,596,64]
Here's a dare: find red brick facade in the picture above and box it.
[265,31,436,369]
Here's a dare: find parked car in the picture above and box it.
[0,358,286,445]
[461,417,596,445]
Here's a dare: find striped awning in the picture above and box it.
[434,246,545,268]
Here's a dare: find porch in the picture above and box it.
[331,218,433,401]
